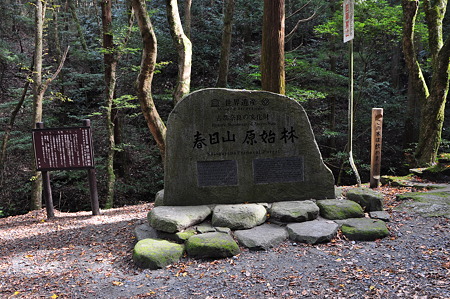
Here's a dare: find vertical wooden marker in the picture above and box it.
[83,119,100,216]
[370,108,383,188]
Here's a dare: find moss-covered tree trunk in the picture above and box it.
[131,0,167,161]
[101,0,117,209]
[30,0,46,211]
[165,0,192,104]
[261,0,285,94]
[402,0,450,166]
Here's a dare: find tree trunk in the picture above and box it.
[131,0,167,160]
[184,0,192,39]
[402,0,449,166]
[30,0,46,211]
[261,0,285,94]
[165,0,192,104]
[50,1,62,61]
[403,72,420,148]
[101,0,117,208]
[68,0,88,51]
[216,0,235,88]
[1,63,33,176]
[328,0,338,151]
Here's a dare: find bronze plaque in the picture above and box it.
[253,156,304,184]
[197,160,238,187]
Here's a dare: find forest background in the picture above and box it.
[0,0,449,217]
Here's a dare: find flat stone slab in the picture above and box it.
[346,187,383,212]
[395,190,450,218]
[286,220,339,244]
[340,218,389,241]
[317,199,364,220]
[185,232,240,258]
[369,211,390,222]
[163,88,335,205]
[148,205,211,233]
[212,204,267,230]
[269,200,319,222]
[196,222,217,234]
[234,224,288,250]
[133,239,184,269]
[134,223,196,243]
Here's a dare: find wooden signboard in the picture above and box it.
[33,126,94,171]
[32,120,100,218]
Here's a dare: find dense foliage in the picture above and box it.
[0,0,449,217]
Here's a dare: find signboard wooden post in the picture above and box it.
[32,120,100,217]
[370,108,383,188]
[343,0,361,185]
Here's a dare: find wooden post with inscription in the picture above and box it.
[83,119,100,215]
[370,108,383,188]
[32,120,100,217]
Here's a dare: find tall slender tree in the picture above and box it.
[184,0,192,39]
[261,0,285,94]
[131,0,166,160]
[402,0,450,166]
[30,0,46,210]
[100,0,117,208]
[216,0,235,87]
[166,0,192,104]
[31,0,68,210]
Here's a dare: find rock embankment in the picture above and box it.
[133,188,389,269]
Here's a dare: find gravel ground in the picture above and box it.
[0,187,449,299]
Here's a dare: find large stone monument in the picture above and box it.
[163,88,334,206]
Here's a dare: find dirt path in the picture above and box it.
[1,187,449,298]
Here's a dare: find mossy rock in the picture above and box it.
[346,187,383,212]
[175,229,197,241]
[316,199,364,220]
[380,175,415,187]
[340,218,389,241]
[395,191,450,218]
[186,232,240,259]
[133,239,184,269]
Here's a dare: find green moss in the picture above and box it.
[186,232,240,258]
[340,219,389,241]
[133,239,184,269]
[176,229,196,241]
[438,153,450,161]
[426,163,448,173]
[380,175,414,187]
[317,199,364,220]
[397,191,450,203]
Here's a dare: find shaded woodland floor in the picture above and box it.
[0,187,449,298]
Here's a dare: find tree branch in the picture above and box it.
[286,10,318,40]
[286,0,310,19]
[43,46,70,90]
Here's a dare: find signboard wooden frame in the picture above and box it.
[33,126,95,171]
[32,120,100,218]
